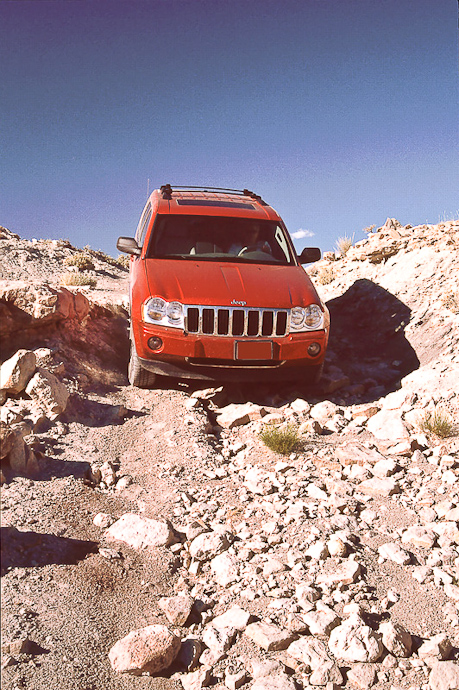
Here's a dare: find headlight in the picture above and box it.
[291,307,306,329]
[143,298,184,328]
[304,304,323,329]
[166,301,183,325]
[145,297,166,322]
[290,304,323,331]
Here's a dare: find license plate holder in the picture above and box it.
[235,340,273,360]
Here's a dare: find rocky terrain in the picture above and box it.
[1,219,458,690]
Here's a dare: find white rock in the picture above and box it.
[286,636,330,670]
[189,530,231,561]
[378,542,411,565]
[379,621,412,657]
[211,606,252,631]
[202,624,236,654]
[347,662,377,688]
[401,526,436,549]
[367,409,409,441]
[180,666,212,690]
[210,552,239,586]
[0,349,36,394]
[93,512,114,528]
[328,615,384,662]
[244,622,296,651]
[158,595,194,626]
[359,477,400,497]
[303,607,340,636]
[25,367,69,419]
[105,513,175,549]
[429,661,459,690]
[316,559,361,586]
[310,400,338,424]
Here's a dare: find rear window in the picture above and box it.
[147,215,295,265]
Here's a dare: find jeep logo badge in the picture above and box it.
[231,300,247,306]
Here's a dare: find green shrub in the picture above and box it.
[64,252,95,272]
[61,272,97,288]
[420,408,453,439]
[260,424,302,455]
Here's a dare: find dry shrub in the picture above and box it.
[64,252,95,272]
[317,266,335,284]
[442,291,459,314]
[61,272,97,288]
[335,234,354,256]
[363,224,376,234]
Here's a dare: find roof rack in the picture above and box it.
[159,185,266,204]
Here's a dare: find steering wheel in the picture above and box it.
[237,245,256,256]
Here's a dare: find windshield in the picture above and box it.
[147,215,295,265]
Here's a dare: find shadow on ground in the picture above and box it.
[0,526,98,574]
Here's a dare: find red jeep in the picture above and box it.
[117,185,329,387]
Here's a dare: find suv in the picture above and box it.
[117,185,329,387]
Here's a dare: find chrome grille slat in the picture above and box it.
[185,305,289,337]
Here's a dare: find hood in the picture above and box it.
[143,259,322,308]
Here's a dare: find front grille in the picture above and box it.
[186,306,289,337]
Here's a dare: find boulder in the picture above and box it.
[25,367,69,419]
[328,614,383,662]
[0,349,36,394]
[108,624,180,675]
[104,514,176,549]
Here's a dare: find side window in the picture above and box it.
[135,204,152,247]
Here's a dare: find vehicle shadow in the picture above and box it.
[324,278,420,401]
[0,526,98,574]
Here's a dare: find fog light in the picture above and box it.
[148,336,163,351]
[307,342,321,357]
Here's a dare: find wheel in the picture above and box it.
[128,341,157,388]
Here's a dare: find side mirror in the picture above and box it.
[298,247,321,264]
[117,237,141,256]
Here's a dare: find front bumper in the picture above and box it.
[133,322,329,382]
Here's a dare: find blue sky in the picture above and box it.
[1,0,458,256]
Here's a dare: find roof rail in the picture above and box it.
[159,185,267,204]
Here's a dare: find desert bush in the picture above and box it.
[64,252,95,272]
[442,291,459,314]
[61,272,97,288]
[419,408,453,438]
[115,254,130,269]
[335,234,354,256]
[317,266,335,284]
[363,224,376,234]
[260,423,302,455]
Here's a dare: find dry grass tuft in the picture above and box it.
[335,234,354,256]
[419,407,453,439]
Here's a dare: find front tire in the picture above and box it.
[305,362,324,386]
[128,342,157,388]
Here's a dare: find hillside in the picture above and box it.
[1,219,458,690]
